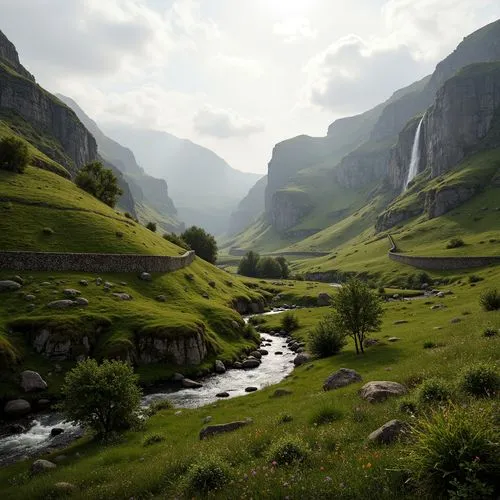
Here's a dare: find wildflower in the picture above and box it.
[320,466,325,471]
[251,470,257,476]
[272,461,278,467]
[366,463,372,469]
[325,476,332,482]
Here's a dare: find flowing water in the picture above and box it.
[0,313,295,466]
[404,117,424,190]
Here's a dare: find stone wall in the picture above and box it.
[0,250,196,273]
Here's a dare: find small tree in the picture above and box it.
[276,256,290,279]
[181,226,217,264]
[0,136,30,173]
[238,251,260,277]
[146,222,157,232]
[59,359,142,437]
[257,257,283,279]
[75,161,123,208]
[330,279,383,354]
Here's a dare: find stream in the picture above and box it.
[0,311,295,466]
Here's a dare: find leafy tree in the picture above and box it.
[276,256,290,278]
[257,257,283,279]
[238,251,260,277]
[163,232,191,250]
[59,359,142,437]
[0,136,30,173]
[181,226,217,264]
[75,161,123,208]
[330,279,383,354]
[146,222,157,232]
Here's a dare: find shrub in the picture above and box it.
[417,378,451,405]
[446,238,465,249]
[146,398,174,416]
[0,136,30,173]
[378,286,386,295]
[276,413,293,424]
[483,327,497,338]
[75,161,123,208]
[308,314,347,358]
[180,226,217,264]
[267,436,309,465]
[185,456,231,492]
[42,227,54,235]
[238,251,260,278]
[460,363,499,397]
[163,232,191,250]
[280,312,299,332]
[143,434,165,446]
[146,222,156,232]
[310,405,343,425]
[408,405,499,498]
[59,359,142,437]
[468,274,483,284]
[480,289,500,311]
[423,341,438,349]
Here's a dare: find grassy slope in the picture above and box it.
[0,269,498,499]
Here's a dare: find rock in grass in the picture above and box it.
[63,289,81,297]
[450,317,461,324]
[293,353,311,366]
[31,460,56,475]
[359,381,407,403]
[25,294,36,302]
[199,421,250,440]
[79,280,88,286]
[53,483,76,493]
[272,389,292,397]
[156,295,167,302]
[20,370,47,392]
[215,360,226,374]
[140,272,152,281]
[323,368,362,391]
[387,337,401,342]
[0,280,22,292]
[112,293,132,301]
[47,300,74,309]
[317,292,331,306]
[182,378,203,389]
[393,320,408,325]
[74,297,89,307]
[368,419,409,444]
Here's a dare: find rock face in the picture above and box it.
[4,399,31,416]
[425,184,480,218]
[137,330,208,365]
[359,381,407,403]
[33,329,93,361]
[323,368,362,391]
[270,189,313,233]
[368,419,409,444]
[199,421,250,440]
[20,370,48,392]
[0,30,35,80]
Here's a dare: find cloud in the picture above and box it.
[210,54,263,77]
[193,106,264,138]
[273,18,317,43]
[305,34,421,113]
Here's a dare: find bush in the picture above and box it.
[267,436,309,465]
[146,398,174,416]
[446,238,465,249]
[75,161,123,208]
[237,251,289,279]
[378,286,386,295]
[0,136,30,173]
[408,405,499,498]
[469,274,483,284]
[143,434,165,446]
[480,289,500,311]
[59,359,142,437]
[423,341,438,349]
[460,363,499,397]
[417,378,451,405]
[310,405,343,425]
[163,232,191,250]
[309,314,347,358]
[180,226,217,264]
[146,222,156,232]
[185,456,231,492]
[256,257,284,279]
[280,312,299,332]
[483,327,497,338]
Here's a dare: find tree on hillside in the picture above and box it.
[163,232,191,250]
[238,251,260,277]
[0,136,30,173]
[181,226,217,263]
[59,359,142,437]
[75,161,123,208]
[330,279,383,354]
[257,257,283,279]
[276,256,290,279]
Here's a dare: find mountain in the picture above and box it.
[0,30,136,216]
[105,125,263,236]
[56,95,183,233]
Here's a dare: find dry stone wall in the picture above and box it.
[0,250,195,273]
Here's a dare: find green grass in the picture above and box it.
[0,272,498,499]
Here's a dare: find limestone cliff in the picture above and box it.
[270,189,313,233]
[0,30,34,81]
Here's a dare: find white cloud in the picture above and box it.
[210,54,263,77]
[273,18,317,43]
[193,106,264,138]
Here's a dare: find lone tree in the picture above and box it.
[331,279,383,354]
[0,136,30,173]
[59,359,142,438]
[181,226,217,264]
[75,161,123,208]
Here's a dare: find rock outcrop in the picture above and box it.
[270,189,313,233]
[33,329,94,361]
[20,370,47,392]
[359,381,407,403]
[0,30,35,81]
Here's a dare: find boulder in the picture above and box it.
[242,359,260,369]
[317,293,331,306]
[50,428,64,437]
[272,389,292,398]
[20,370,48,392]
[387,337,401,342]
[12,275,24,285]
[450,318,461,324]
[258,349,269,355]
[249,351,262,359]
[216,392,230,398]
[293,353,311,366]
[25,294,36,302]
[360,381,407,403]
[63,289,81,297]
[245,387,258,392]
[38,399,51,408]
[79,280,88,286]
[31,459,56,475]
[208,281,216,288]
[96,278,103,286]
[323,368,362,391]
[368,419,409,444]
[53,483,76,493]
[214,360,226,374]
[233,362,243,369]
[47,300,74,309]
[156,295,167,302]
[200,420,250,440]
[0,280,22,292]
[436,292,445,298]
[275,351,283,355]
[172,372,185,382]
[4,399,31,416]
[74,297,89,307]
[112,293,132,301]
[140,272,152,281]
[182,378,203,389]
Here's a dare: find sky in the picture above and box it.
[1,0,500,174]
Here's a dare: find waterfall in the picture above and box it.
[404,117,424,190]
